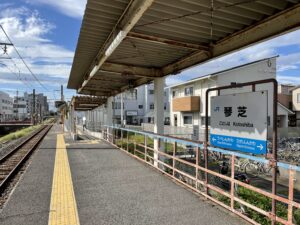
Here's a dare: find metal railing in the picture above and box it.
[102,126,300,225]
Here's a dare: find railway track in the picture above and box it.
[0,124,52,194]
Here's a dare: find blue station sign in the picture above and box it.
[210,91,268,155]
[210,134,267,154]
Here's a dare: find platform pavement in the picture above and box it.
[65,135,245,225]
[0,125,246,225]
[0,125,60,225]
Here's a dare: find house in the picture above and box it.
[291,86,300,126]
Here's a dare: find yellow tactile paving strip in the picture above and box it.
[48,134,80,225]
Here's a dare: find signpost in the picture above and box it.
[205,79,278,223]
[210,91,268,154]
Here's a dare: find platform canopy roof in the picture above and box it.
[71,96,107,111]
[68,0,300,97]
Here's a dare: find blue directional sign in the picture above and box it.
[210,91,268,155]
[210,134,267,154]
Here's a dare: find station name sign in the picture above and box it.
[210,91,268,154]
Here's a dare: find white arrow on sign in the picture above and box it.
[257,144,263,151]
[212,138,216,142]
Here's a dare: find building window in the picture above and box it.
[183,115,193,125]
[201,116,211,126]
[297,93,300,103]
[150,103,154,110]
[164,103,167,110]
[125,89,137,100]
[172,90,178,98]
[112,102,121,109]
[149,90,154,95]
[138,105,143,109]
[184,87,193,96]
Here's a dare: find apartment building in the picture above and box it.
[85,83,170,127]
[13,94,29,120]
[110,83,169,125]
[27,93,49,119]
[170,57,293,133]
[0,91,13,121]
[11,92,50,121]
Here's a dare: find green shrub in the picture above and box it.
[0,125,42,144]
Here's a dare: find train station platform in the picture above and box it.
[0,125,245,225]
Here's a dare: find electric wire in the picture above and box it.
[0,47,33,89]
[0,24,49,91]
[0,61,32,89]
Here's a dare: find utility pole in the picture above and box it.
[61,84,64,101]
[16,90,18,120]
[32,89,35,125]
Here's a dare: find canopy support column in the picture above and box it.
[153,77,165,168]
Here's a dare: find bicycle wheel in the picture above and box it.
[245,162,258,176]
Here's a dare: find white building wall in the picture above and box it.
[0,91,13,121]
[170,58,277,129]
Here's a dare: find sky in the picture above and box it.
[0,0,300,109]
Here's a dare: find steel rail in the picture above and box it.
[0,124,52,194]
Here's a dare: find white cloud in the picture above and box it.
[24,0,87,18]
[277,75,300,85]
[0,6,74,87]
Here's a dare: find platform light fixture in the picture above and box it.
[105,30,126,57]
[79,103,99,107]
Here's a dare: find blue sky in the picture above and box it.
[0,0,300,109]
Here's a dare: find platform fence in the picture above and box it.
[102,125,300,225]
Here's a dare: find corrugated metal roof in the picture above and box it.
[71,96,107,111]
[68,0,300,98]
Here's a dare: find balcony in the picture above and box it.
[172,96,200,112]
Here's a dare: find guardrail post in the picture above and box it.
[112,128,115,144]
[288,169,295,224]
[173,142,177,177]
[204,143,208,196]
[195,146,199,189]
[127,131,129,151]
[134,132,136,155]
[154,138,159,168]
[231,155,235,210]
[121,130,123,149]
[144,134,147,161]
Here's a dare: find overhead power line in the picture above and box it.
[0,24,49,91]
[0,61,32,89]
[0,47,33,89]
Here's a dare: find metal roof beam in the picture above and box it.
[80,88,112,95]
[213,3,300,57]
[79,0,155,92]
[84,86,119,92]
[162,3,300,75]
[162,50,210,75]
[100,62,163,78]
[216,0,275,15]
[126,32,210,51]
